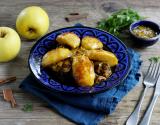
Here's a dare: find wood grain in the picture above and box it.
[0,0,160,125]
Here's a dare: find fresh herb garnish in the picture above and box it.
[149,56,160,63]
[97,8,142,36]
[22,103,33,112]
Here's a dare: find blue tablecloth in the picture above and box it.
[20,48,141,125]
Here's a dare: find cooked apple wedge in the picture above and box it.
[42,48,72,67]
[86,50,118,67]
[72,55,95,87]
[81,36,103,50]
[56,32,80,49]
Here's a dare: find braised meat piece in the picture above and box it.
[94,62,112,79]
[52,59,72,73]
[94,75,106,84]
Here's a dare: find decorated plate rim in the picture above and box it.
[28,26,131,94]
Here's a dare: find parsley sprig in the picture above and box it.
[22,103,33,112]
[149,56,160,63]
[97,8,142,36]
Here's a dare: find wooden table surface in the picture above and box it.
[0,0,160,125]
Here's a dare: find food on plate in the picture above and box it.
[72,47,86,56]
[94,62,112,78]
[42,48,72,67]
[52,59,72,72]
[0,27,21,62]
[94,62,112,84]
[132,25,157,39]
[81,36,103,50]
[95,75,106,84]
[41,32,118,87]
[86,50,118,67]
[16,6,49,40]
[72,55,95,87]
[56,32,80,48]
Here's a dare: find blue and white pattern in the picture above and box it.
[29,27,130,94]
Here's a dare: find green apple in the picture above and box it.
[16,6,49,40]
[0,27,21,62]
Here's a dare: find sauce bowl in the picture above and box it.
[130,20,160,46]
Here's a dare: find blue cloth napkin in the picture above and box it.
[20,48,141,125]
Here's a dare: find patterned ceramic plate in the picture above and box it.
[29,26,131,94]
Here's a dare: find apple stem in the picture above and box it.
[0,32,6,38]
[28,28,36,33]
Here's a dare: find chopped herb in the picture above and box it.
[22,103,33,112]
[97,8,143,37]
[149,56,160,63]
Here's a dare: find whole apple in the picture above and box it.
[16,6,49,40]
[0,27,21,62]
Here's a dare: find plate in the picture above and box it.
[29,26,130,94]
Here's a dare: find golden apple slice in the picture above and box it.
[42,48,72,67]
[81,36,103,50]
[86,50,118,67]
[72,55,95,87]
[56,32,80,49]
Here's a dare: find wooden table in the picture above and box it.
[0,0,160,125]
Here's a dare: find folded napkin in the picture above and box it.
[20,46,141,125]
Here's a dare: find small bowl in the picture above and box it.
[130,20,160,47]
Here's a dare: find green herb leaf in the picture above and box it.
[22,103,33,112]
[97,8,143,37]
[149,56,160,63]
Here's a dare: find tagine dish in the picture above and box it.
[41,32,118,87]
[29,27,130,94]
